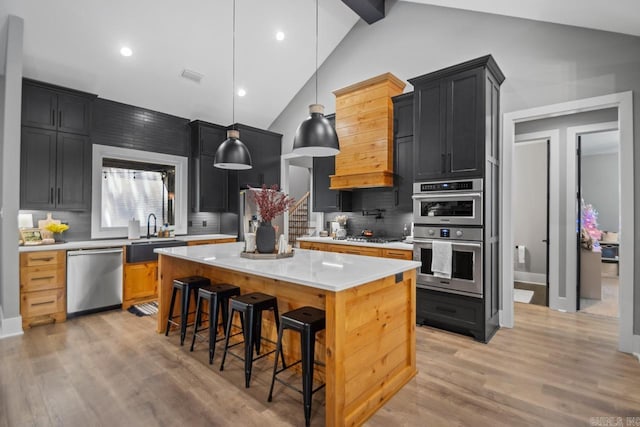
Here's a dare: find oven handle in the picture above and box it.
[413,238,482,248]
[412,192,482,200]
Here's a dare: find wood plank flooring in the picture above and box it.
[1,304,639,426]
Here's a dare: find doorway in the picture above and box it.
[513,139,550,306]
[576,129,620,318]
[501,91,635,354]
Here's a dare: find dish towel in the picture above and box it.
[431,240,453,279]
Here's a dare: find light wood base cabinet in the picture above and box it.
[123,262,158,310]
[20,250,66,329]
[299,241,413,260]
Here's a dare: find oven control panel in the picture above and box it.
[415,226,483,241]
[414,178,483,193]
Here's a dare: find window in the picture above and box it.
[92,144,188,238]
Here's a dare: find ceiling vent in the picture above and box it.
[181,69,204,83]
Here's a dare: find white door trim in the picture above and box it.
[501,91,634,353]
[565,121,619,313]
[514,131,561,311]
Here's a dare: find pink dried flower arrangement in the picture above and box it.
[250,184,295,223]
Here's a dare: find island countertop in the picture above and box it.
[155,242,420,292]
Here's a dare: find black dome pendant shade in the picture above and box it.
[293,104,340,156]
[214,129,252,170]
[214,0,252,170]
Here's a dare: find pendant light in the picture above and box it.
[292,0,340,157]
[214,0,252,170]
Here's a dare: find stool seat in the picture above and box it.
[220,292,285,388]
[190,283,241,364]
[268,306,326,427]
[165,276,210,345]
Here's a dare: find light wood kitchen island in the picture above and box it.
[155,242,420,426]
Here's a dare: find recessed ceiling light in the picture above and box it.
[120,46,133,57]
[275,31,285,41]
[237,88,246,97]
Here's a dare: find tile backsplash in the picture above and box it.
[324,188,413,238]
[21,210,223,241]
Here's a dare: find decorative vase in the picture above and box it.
[53,232,65,243]
[256,221,276,253]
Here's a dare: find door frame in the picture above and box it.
[501,91,635,354]
[566,121,619,313]
[513,131,560,310]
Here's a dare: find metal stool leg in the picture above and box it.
[244,308,255,388]
[180,285,191,345]
[301,327,315,427]
[267,321,286,402]
[220,308,236,372]
[190,293,203,351]
[209,294,220,364]
[273,304,286,369]
[165,286,178,336]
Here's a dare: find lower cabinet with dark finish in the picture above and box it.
[416,287,497,343]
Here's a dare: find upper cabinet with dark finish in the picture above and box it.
[312,114,352,213]
[20,79,94,211]
[20,127,91,210]
[22,79,95,135]
[409,55,504,181]
[392,93,414,211]
[228,123,282,189]
[189,120,228,212]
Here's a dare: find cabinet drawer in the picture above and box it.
[21,288,65,318]
[187,238,236,246]
[417,288,482,329]
[331,245,382,257]
[20,250,64,267]
[21,264,65,292]
[299,241,328,251]
[382,249,413,260]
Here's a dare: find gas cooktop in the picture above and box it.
[336,236,403,244]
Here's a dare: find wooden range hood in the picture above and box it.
[330,73,405,190]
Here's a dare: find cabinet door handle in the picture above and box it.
[57,188,61,204]
[50,188,54,204]
[51,110,56,126]
[32,276,55,281]
[31,299,56,307]
[435,305,456,314]
[59,111,63,127]
[447,153,451,171]
[31,257,54,262]
[395,189,399,206]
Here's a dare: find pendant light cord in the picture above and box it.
[232,0,236,127]
[315,0,318,105]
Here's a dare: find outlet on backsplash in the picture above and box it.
[202,220,207,227]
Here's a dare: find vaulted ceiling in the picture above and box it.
[2,0,638,130]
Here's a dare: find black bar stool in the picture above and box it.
[165,276,210,345]
[190,283,241,364]
[268,306,326,427]
[219,292,286,388]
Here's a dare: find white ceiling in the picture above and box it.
[2,0,639,130]
[406,0,640,37]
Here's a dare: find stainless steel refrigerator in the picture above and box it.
[236,188,284,242]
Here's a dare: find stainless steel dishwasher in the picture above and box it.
[67,248,123,317]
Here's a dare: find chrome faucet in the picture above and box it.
[147,213,157,239]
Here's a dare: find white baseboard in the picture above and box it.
[0,306,23,339]
[514,271,546,285]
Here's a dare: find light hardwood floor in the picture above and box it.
[1,304,639,426]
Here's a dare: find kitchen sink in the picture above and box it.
[126,239,187,263]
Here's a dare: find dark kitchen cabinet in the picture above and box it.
[22,79,94,135]
[312,114,352,213]
[230,124,282,189]
[392,93,414,211]
[20,127,91,210]
[409,55,504,181]
[190,121,228,212]
[313,156,352,213]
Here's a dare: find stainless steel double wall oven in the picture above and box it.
[412,178,484,297]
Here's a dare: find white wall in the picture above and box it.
[581,153,619,234]
[513,142,547,278]
[268,1,640,332]
[0,14,23,336]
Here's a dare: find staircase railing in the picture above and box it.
[288,192,310,244]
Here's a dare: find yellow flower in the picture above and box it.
[45,223,69,233]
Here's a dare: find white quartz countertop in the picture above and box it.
[296,236,413,251]
[155,242,421,292]
[18,234,237,252]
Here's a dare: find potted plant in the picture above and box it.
[45,223,70,243]
[250,184,295,253]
